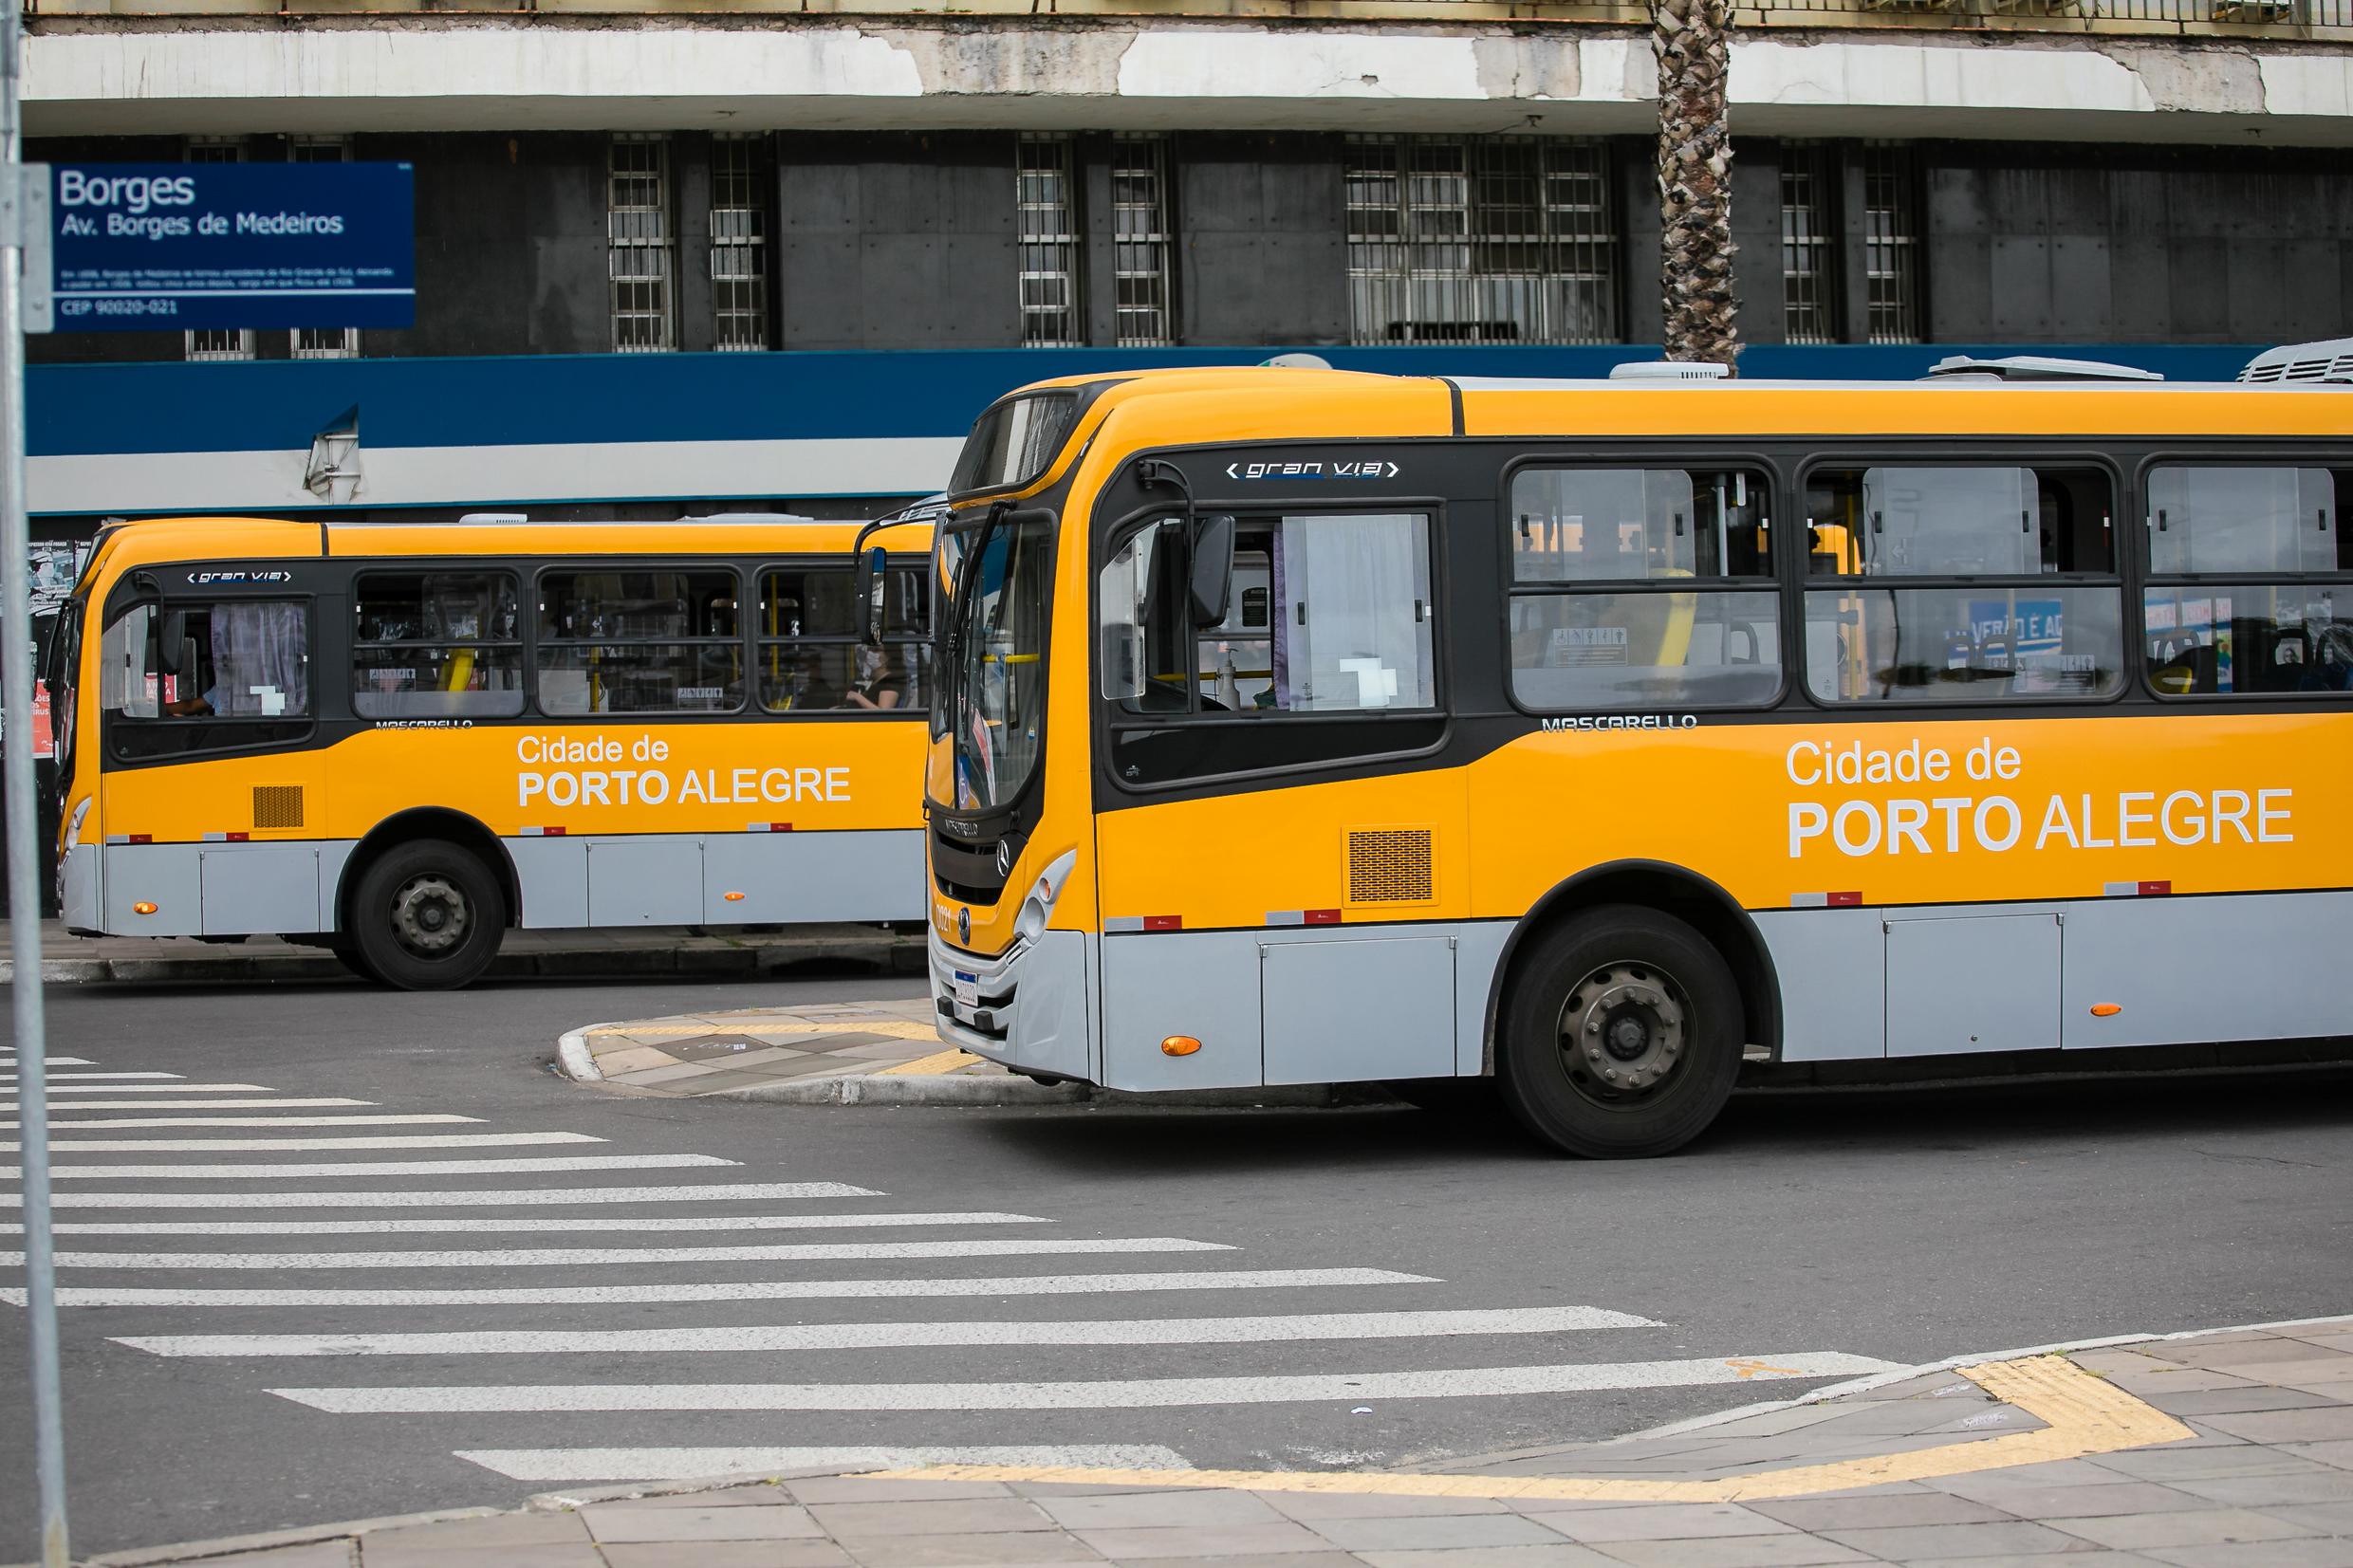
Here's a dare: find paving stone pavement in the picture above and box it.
[65,1318,2353,1568]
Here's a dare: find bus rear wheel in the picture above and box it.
[1497,905,1741,1159]
[349,839,507,991]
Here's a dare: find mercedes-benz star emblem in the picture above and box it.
[956,907,971,944]
[995,840,1015,877]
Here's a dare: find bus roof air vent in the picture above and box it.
[1608,360,1732,381]
[676,510,820,525]
[1924,356,2161,383]
[2238,338,2353,384]
[456,512,529,525]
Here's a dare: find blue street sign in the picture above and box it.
[47,162,415,332]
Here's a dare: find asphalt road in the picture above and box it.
[3,967,2351,1558]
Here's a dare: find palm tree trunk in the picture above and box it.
[1655,0,1738,369]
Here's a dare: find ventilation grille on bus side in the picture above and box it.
[252,785,305,831]
[1346,828,1435,905]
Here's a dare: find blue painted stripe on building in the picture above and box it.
[27,343,2268,460]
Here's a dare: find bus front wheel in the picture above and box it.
[1497,906,1741,1159]
[349,839,507,991]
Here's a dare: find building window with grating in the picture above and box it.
[609,135,676,354]
[1110,136,1175,348]
[1018,135,1083,348]
[289,137,361,360]
[1862,143,1922,345]
[710,133,770,353]
[1345,136,1618,347]
[185,138,255,363]
[1780,145,1838,346]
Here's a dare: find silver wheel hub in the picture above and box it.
[390,875,470,958]
[1559,965,1686,1094]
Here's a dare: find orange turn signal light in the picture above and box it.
[2089,1003,2122,1017]
[1160,1035,1202,1058]
[723,891,747,902]
[132,901,158,915]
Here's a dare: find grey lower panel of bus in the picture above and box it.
[938,891,2350,1090]
[508,831,923,929]
[1758,891,2353,1061]
[73,829,924,939]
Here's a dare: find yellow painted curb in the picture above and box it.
[867,1355,2193,1503]
[584,1022,941,1041]
[873,1048,983,1077]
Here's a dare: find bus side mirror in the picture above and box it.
[1190,513,1236,628]
[156,610,188,673]
[853,545,888,648]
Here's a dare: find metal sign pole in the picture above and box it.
[0,0,70,1561]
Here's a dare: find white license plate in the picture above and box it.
[949,973,980,1009]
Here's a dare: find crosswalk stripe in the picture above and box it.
[116,1306,1662,1358]
[4,1154,739,1180]
[3,1084,277,1094]
[0,1072,184,1081]
[4,1266,1435,1308]
[11,1133,604,1153]
[0,1180,860,1208]
[23,1237,1233,1270]
[5,1116,480,1131]
[0,1099,376,1113]
[0,1056,93,1065]
[270,1353,1908,1413]
[455,1446,1195,1484]
[21,1211,1046,1237]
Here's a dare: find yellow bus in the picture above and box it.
[48,511,935,988]
[920,364,2353,1156]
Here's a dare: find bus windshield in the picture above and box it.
[948,513,1051,812]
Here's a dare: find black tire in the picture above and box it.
[1496,905,1742,1159]
[347,839,507,991]
[330,940,380,984]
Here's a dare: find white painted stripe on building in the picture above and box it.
[4,1115,480,1131]
[5,1154,738,1180]
[455,1446,1195,1485]
[271,1353,1907,1413]
[27,1210,1044,1237]
[0,1178,852,1208]
[0,1099,375,1113]
[116,1306,1662,1358]
[13,1132,603,1153]
[28,434,965,516]
[0,1083,275,1094]
[4,1266,1434,1309]
[27,1237,1232,1271]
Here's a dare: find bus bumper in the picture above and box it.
[58,841,102,936]
[928,925,1094,1084]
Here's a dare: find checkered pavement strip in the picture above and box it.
[4,1042,1907,1492]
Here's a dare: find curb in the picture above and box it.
[0,930,920,987]
[3,1504,506,1568]
[48,1311,2351,1568]
[554,1026,603,1084]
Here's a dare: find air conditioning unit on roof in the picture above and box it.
[1608,360,1732,381]
[2238,338,2353,384]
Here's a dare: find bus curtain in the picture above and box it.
[212,601,309,717]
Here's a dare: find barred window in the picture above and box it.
[1018,135,1082,348]
[1111,136,1175,348]
[1780,144,1837,347]
[711,133,770,353]
[609,135,676,354]
[289,137,361,360]
[1862,143,1921,345]
[1346,136,1618,347]
[185,138,255,363]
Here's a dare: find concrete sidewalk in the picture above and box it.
[555,1001,1358,1107]
[54,1317,2353,1568]
[1,919,921,985]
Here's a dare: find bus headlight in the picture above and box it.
[65,796,91,849]
[1012,849,1077,945]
